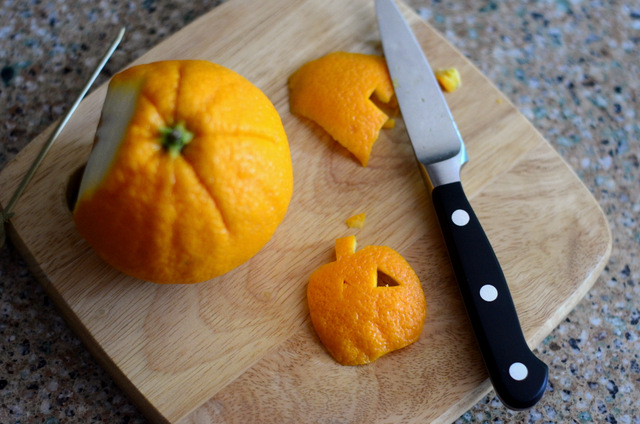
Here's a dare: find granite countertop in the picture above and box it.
[1,0,638,423]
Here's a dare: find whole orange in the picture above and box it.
[73,60,293,284]
[307,236,426,365]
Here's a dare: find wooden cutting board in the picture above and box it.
[0,0,612,422]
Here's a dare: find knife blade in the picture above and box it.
[376,0,548,410]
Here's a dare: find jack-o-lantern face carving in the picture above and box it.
[307,236,427,365]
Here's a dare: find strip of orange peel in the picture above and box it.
[288,52,398,167]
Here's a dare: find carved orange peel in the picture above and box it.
[307,235,426,365]
[288,52,398,166]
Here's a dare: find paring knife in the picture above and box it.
[375,0,548,410]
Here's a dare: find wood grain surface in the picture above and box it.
[0,0,611,422]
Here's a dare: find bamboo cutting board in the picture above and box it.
[0,0,611,422]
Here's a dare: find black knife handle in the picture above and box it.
[431,181,548,410]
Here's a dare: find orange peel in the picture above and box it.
[345,212,366,229]
[288,51,398,166]
[435,67,461,92]
[307,236,426,365]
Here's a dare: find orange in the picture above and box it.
[307,236,426,365]
[73,60,293,284]
[288,52,398,166]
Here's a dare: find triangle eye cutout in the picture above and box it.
[376,269,400,288]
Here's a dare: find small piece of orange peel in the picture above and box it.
[345,212,366,228]
[435,67,461,92]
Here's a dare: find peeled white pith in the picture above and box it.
[77,81,141,201]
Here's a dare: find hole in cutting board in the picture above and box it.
[66,164,85,211]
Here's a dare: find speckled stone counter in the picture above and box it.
[1,1,638,423]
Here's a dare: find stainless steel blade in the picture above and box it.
[375,0,463,166]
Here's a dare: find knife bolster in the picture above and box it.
[420,151,464,191]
